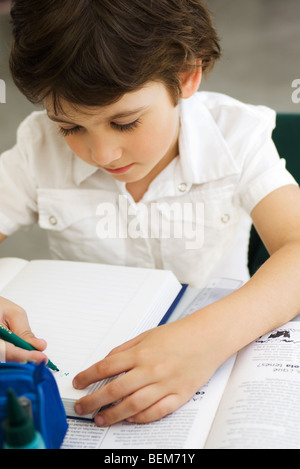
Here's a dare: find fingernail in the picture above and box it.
[72,378,78,389]
[126,417,134,423]
[74,404,83,415]
[95,414,105,426]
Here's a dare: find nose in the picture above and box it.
[89,133,122,166]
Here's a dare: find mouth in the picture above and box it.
[103,163,135,174]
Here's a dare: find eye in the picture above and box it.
[59,125,82,137]
[111,119,141,133]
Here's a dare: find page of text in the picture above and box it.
[206,322,300,449]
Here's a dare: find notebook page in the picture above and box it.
[0,257,28,291]
[0,260,180,402]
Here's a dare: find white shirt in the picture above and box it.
[0,92,297,287]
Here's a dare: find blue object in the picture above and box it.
[0,362,68,449]
[158,283,188,326]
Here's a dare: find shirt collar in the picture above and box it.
[72,155,99,186]
[178,93,240,184]
[141,93,241,202]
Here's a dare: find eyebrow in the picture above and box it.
[47,106,148,125]
[47,115,76,125]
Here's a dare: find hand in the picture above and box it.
[0,296,48,364]
[73,314,222,425]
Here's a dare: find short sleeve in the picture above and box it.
[0,122,38,235]
[237,110,298,214]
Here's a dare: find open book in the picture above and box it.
[0,258,185,417]
[61,320,300,449]
[3,258,297,449]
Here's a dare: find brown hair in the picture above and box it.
[9,0,221,111]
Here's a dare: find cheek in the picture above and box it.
[149,116,178,154]
[135,116,178,160]
[64,136,89,161]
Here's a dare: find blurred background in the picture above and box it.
[0,0,300,260]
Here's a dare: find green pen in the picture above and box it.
[0,323,59,372]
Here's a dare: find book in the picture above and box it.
[60,319,300,449]
[5,258,297,449]
[0,257,185,417]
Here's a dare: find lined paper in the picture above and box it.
[0,259,181,411]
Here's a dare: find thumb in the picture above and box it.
[19,329,47,352]
[3,302,47,351]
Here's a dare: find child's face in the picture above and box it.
[46,82,180,184]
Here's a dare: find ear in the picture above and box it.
[179,61,202,99]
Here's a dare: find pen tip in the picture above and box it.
[47,361,60,372]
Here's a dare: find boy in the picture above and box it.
[0,0,300,426]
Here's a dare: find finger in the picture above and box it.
[12,325,47,352]
[126,393,183,424]
[4,341,48,364]
[94,383,167,426]
[20,334,47,352]
[74,366,152,417]
[3,305,47,351]
[95,387,183,426]
[73,350,135,390]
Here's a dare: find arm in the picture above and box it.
[0,231,48,363]
[73,185,300,425]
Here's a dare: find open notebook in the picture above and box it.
[0,258,184,417]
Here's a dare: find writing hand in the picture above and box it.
[0,296,48,363]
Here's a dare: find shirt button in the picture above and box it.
[49,215,58,226]
[221,214,230,224]
[178,182,187,193]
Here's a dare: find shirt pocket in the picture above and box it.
[159,188,242,285]
[37,189,126,264]
[189,186,240,231]
[37,189,103,231]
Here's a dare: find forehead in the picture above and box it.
[44,81,166,123]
